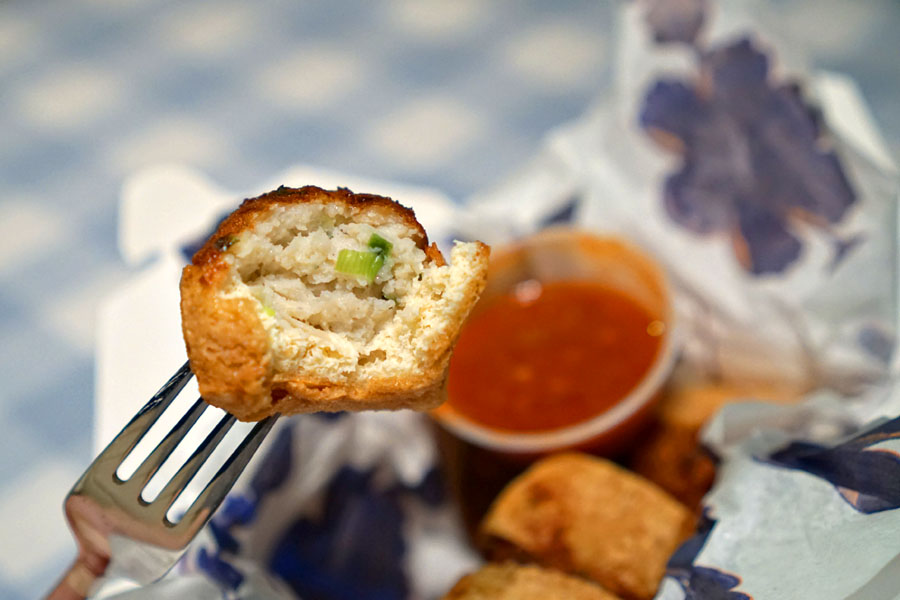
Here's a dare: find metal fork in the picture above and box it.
[46,362,279,599]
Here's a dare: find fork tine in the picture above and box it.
[149,412,237,514]
[84,362,194,478]
[171,415,278,531]
[119,397,208,490]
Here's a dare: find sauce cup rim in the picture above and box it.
[431,230,679,454]
[433,321,680,454]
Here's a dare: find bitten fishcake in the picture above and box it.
[180,186,489,421]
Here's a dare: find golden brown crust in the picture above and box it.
[629,424,717,512]
[479,453,694,600]
[190,186,430,269]
[180,185,488,421]
[272,369,447,414]
[425,242,446,267]
[180,256,275,418]
[443,562,621,600]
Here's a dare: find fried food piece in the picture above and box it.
[629,425,716,511]
[442,562,620,600]
[180,186,489,420]
[631,381,798,509]
[480,453,693,600]
[658,380,800,431]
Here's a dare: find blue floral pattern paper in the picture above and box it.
[640,35,858,275]
[666,514,750,600]
[768,415,900,514]
[466,0,897,396]
[102,412,479,600]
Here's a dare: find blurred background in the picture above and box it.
[0,0,898,597]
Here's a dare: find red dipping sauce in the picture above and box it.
[447,280,664,433]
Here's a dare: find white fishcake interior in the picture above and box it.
[221,202,463,381]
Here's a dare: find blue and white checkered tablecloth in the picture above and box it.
[0,1,898,598]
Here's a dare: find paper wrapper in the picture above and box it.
[95,1,900,599]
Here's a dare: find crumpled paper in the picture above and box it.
[463,0,899,398]
[461,1,900,598]
[95,1,900,599]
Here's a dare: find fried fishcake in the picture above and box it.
[442,562,620,600]
[480,453,693,600]
[181,186,489,420]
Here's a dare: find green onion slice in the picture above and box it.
[334,232,393,282]
[335,249,385,282]
[368,233,393,254]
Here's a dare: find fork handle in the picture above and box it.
[46,558,102,600]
